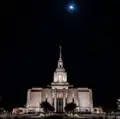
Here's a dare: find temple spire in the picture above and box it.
[59,45,62,59]
[55,45,65,72]
[52,45,68,85]
[57,45,63,68]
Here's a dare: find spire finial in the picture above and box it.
[59,45,62,58]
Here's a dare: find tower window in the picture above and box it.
[59,74,63,82]
[59,62,63,68]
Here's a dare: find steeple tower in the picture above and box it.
[51,46,69,89]
[56,46,64,71]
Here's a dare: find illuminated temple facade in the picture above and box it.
[26,47,93,113]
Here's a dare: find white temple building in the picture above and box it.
[26,46,93,113]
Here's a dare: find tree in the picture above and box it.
[40,100,54,114]
[65,101,77,119]
[64,102,77,113]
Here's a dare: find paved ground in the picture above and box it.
[0,113,120,119]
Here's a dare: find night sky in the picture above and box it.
[0,0,116,111]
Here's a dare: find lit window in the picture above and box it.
[59,74,63,82]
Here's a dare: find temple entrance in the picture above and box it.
[56,98,63,112]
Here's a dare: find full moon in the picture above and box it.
[66,2,79,13]
[69,5,74,10]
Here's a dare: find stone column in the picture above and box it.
[27,89,31,103]
[63,97,65,112]
[89,89,93,112]
[54,90,57,112]
[26,89,31,113]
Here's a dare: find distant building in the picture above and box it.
[26,46,93,113]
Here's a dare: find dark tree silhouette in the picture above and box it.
[64,102,77,113]
[40,100,54,113]
[65,101,77,119]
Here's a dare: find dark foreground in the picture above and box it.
[0,113,120,119]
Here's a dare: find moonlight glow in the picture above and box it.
[66,2,79,13]
[69,5,74,10]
